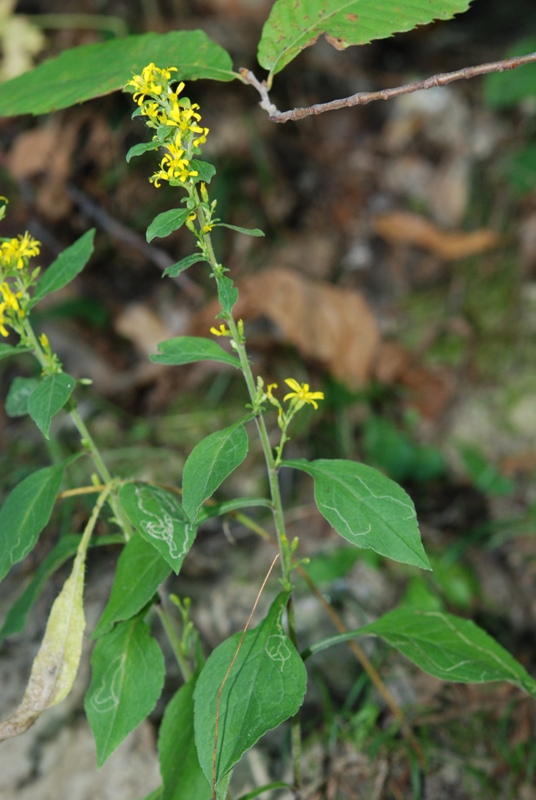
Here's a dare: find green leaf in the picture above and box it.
[93,532,170,638]
[0,464,64,583]
[0,534,80,644]
[29,230,95,309]
[484,37,536,108]
[0,344,31,362]
[118,483,197,574]
[215,223,265,237]
[27,372,76,439]
[0,512,91,741]
[190,159,217,183]
[283,459,431,570]
[217,275,238,316]
[150,336,240,369]
[85,615,165,766]
[258,0,472,79]
[0,30,235,117]
[126,140,161,162]
[197,496,273,521]
[182,423,249,522]
[194,592,307,794]
[159,676,212,800]
[162,253,209,278]
[146,209,192,243]
[306,608,536,699]
[5,376,40,417]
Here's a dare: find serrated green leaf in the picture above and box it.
[163,253,209,278]
[27,372,76,439]
[194,592,307,794]
[0,31,235,117]
[484,38,536,108]
[0,464,64,582]
[146,209,192,243]
[93,533,171,638]
[258,0,472,79]
[150,336,240,369]
[182,424,248,522]
[85,615,165,766]
[306,608,536,698]
[118,483,197,573]
[159,676,212,800]
[215,223,265,237]
[29,230,95,308]
[0,534,79,643]
[283,459,430,570]
[126,140,161,162]
[5,376,40,417]
[217,275,238,316]
[0,344,31,362]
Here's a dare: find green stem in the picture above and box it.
[68,402,133,540]
[20,317,132,541]
[196,202,292,583]
[155,592,192,682]
[195,201,303,789]
[68,403,112,483]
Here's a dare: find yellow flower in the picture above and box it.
[0,232,41,270]
[125,63,177,105]
[0,282,25,336]
[210,324,230,337]
[126,66,209,189]
[0,282,21,310]
[0,303,9,337]
[283,378,324,410]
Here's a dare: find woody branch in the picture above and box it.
[240,51,536,123]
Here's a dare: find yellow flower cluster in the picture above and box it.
[0,281,25,337]
[125,63,209,188]
[1,232,40,271]
[0,231,41,336]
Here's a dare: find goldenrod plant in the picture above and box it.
[1,3,536,798]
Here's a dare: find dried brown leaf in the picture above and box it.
[373,211,500,260]
[228,267,381,387]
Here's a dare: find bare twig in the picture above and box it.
[241,52,536,123]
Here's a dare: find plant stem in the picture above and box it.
[68,403,112,484]
[155,592,192,681]
[228,318,292,582]
[196,204,292,583]
[196,206,303,790]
